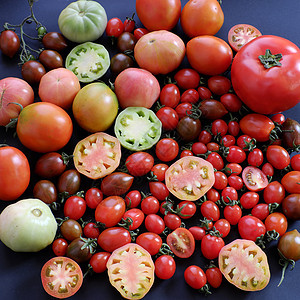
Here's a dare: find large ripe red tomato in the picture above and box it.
[231,35,300,114]
[134,30,185,75]
[16,102,73,153]
[38,68,81,110]
[0,146,30,201]
[186,35,233,76]
[181,0,224,37]
[135,0,181,31]
[0,77,34,126]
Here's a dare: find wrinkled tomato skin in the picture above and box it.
[282,194,300,220]
[238,215,266,241]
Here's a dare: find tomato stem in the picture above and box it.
[277,249,296,287]
[258,49,282,69]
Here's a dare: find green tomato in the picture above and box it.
[0,198,57,252]
[58,0,107,43]
[66,42,110,83]
[114,107,162,151]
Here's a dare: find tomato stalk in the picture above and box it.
[256,230,280,249]
[277,249,296,287]
[258,49,282,69]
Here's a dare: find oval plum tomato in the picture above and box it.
[106,17,124,38]
[206,188,220,203]
[73,132,121,180]
[175,102,193,119]
[211,119,228,137]
[33,180,57,204]
[155,138,179,162]
[206,266,223,288]
[0,146,30,201]
[242,166,269,192]
[200,200,220,222]
[38,68,81,110]
[281,171,300,194]
[155,255,176,280]
[277,229,300,262]
[238,215,266,241]
[228,24,262,52]
[221,94,243,113]
[266,145,290,170]
[0,30,20,57]
[141,195,160,215]
[263,181,285,204]
[52,238,68,256]
[281,118,300,149]
[42,32,68,51]
[224,163,243,175]
[214,219,231,238]
[282,194,300,220]
[191,142,207,156]
[135,0,181,31]
[136,232,162,256]
[264,212,287,236]
[89,252,110,273]
[207,75,231,96]
[231,35,300,114]
[16,102,73,153]
[184,265,207,290]
[124,190,142,209]
[176,115,202,142]
[218,239,270,291]
[291,154,300,171]
[122,208,145,230]
[198,99,228,120]
[228,174,244,190]
[39,50,63,70]
[164,213,182,230]
[187,35,233,76]
[0,77,34,126]
[180,89,199,104]
[156,106,179,131]
[85,187,103,209]
[106,243,154,299]
[159,83,180,108]
[149,181,169,201]
[213,171,228,190]
[41,256,83,298]
[150,163,168,182]
[134,30,185,75]
[188,226,206,241]
[165,156,215,201]
[133,28,149,40]
[240,192,260,209]
[57,169,81,195]
[125,151,154,177]
[174,68,200,90]
[21,60,46,85]
[198,86,212,100]
[95,196,126,228]
[177,201,197,219]
[247,148,264,167]
[144,214,165,234]
[251,203,271,221]
[64,195,86,220]
[167,227,195,258]
[181,0,224,37]
[224,205,242,225]
[201,233,225,260]
[226,146,246,164]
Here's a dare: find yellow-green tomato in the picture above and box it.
[0,199,57,252]
[72,82,119,133]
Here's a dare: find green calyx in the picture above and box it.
[258,49,282,69]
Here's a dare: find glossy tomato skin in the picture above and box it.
[238,215,266,241]
[266,145,290,170]
[155,255,176,280]
[281,171,300,194]
[39,50,63,70]
[125,152,154,176]
[176,116,202,142]
[242,166,269,192]
[110,53,134,75]
[184,265,207,289]
[33,180,57,204]
[174,68,200,90]
[156,106,179,131]
[42,32,68,51]
[89,252,111,273]
[201,234,225,260]
[231,35,300,114]
[136,232,162,256]
[64,195,87,220]
[66,237,93,263]
[100,172,134,196]
[60,219,82,242]
[21,60,46,85]
[155,138,179,162]
[277,229,300,261]
[264,212,287,236]
[0,146,30,201]
[282,194,300,220]
[57,169,81,195]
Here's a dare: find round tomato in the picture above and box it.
[263,181,285,205]
[136,232,162,256]
[135,0,181,31]
[201,233,225,260]
[21,60,46,85]
[0,146,30,201]
[281,118,300,149]
[41,256,83,298]
[242,166,269,192]
[134,30,185,75]
[181,0,224,37]
[125,152,154,177]
[231,35,300,114]
[186,35,233,76]
[72,82,118,132]
[89,252,111,274]
[238,215,266,241]
[228,24,262,52]
[64,195,87,220]
[73,132,121,179]
[277,229,300,262]
[16,102,73,153]
[0,30,20,58]
[282,194,300,220]
[38,68,81,110]
[264,212,288,236]
[155,138,179,162]
[0,77,34,126]
[281,171,300,194]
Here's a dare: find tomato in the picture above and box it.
[184,265,207,290]
[125,152,154,176]
[263,181,285,204]
[225,163,242,175]
[213,171,228,190]
[188,226,206,241]
[231,35,300,114]
[124,13,136,32]
[291,154,300,171]
[134,27,149,40]
[110,53,134,75]
[220,94,243,113]
[149,181,169,201]
[94,196,126,228]
[159,83,180,108]
[177,201,197,219]
[125,190,142,209]
[155,138,179,162]
[114,68,160,109]
[277,229,300,262]
[52,238,68,257]
[122,208,144,230]
[33,180,57,204]
[41,256,83,298]
[85,187,103,209]
[106,243,155,299]
[167,227,195,258]
[200,201,220,222]
[21,60,46,85]
[58,0,107,43]
[242,166,269,192]
[174,68,200,90]
[0,30,20,58]
[66,237,94,263]
[264,212,287,236]
[238,215,266,241]
[181,0,224,37]
[155,255,176,280]
[156,106,179,131]
[187,35,233,76]
[266,145,290,170]
[281,171,300,194]
[89,252,110,273]
[0,77,34,126]
[57,169,81,195]
[251,203,271,221]
[219,239,270,291]
[165,156,215,201]
[106,17,124,38]
[282,194,300,220]
[281,118,300,149]
[240,192,259,209]
[228,24,262,52]
[225,146,246,164]
[206,266,222,289]
[176,116,202,142]
[180,89,199,104]
[117,32,137,52]
[73,132,121,179]
[247,148,264,167]
[144,214,165,234]
[224,204,242,225]
[83,222,100,239]
[141,195,160,215]
[114,107,162,151]
[191,142,207,156]
[39,50,63,70]
[175,102,193,119]
[208,75,231,96]
[135,0,181,31]
[60,219,83,242]
[136,232,162,256]
[16,102,73,153]
[64,195,86,220]
[42,32,68,51]
[38,68,80,110]
[134,30,185,75]
[214,219,231,238]
[73,82,118,132]
[0,146,30,201]
[198,99,228,120]
[164,213,182,230]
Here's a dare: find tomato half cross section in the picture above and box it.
[218,239,270,291]
[106,243,155,300]
[41,256,83,299]
[73,132,121,179]
[165,156,215,201]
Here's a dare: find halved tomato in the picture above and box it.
[73,132,121,179]
[218,239,270,291]
[41,256,83,299]
[242,166,269,192]
[228,24,262,52]
[165,156,215,201]
[106,243,155,300]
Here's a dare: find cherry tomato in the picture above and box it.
[0,30,20,58]
[247,148,264,167]
[164,213,182,230]
[39,50,63,70]
[184,265,207,290]
[277,229,300,262]
[236,134,256,151]
[149,181,169,201]
[251,203,271,220]
[266,145,290,170]
[282,194,300,220]
[117,32,137,52]
[291,154,300,171]
[159,83,180,108]
[150,163,168,182]
[263,181,285,204]
[201,233,225,260]
[242,166,269,192]
[136,232,162,256]
[106,17,124,38]
[200,201,220,222]
[238,215,266,241]
[66,237,94,263]
[271,113,285,125]
[85,187,103,209]
[224,204,242,225]
[264,212,288,236]
[198,86,212,100]
[110,53,134,75]
[124,13,136,32]
[64,195,86,220]
[174,68,200,90]
[141,195,160,215]
[57,169,81,195]
[262,162,274,177]
[188,226,206,241]
[155,255,176,280]
[221,135,236,147]
[60,219,83,241]
[83,222,100,239]
[175,102,193,119]
[206,188,220,203]
[199,99,228,120]
[221,186,238,203]
[227,175,244,190]
[21,60,46,85]
[52,238,68,256]
[124,190,142,208]
[125,152,154,177]
[144,214,165,234]
[42,32,68,51]
[180,89,199,104]
[177,201,197,219]
[89,252,111,273]
[214,219,231,238]
[133,27,149,40]
[156,106,179,131]
[213,171,228,190]
[33,180,57,204]
[220,93,243,113]
[226,145,246,164]
[208,75,231,96]
[176,115,202,142]
[155,138,179,162]
[211,119,228,137]
[206,266,223,289]
[281,171,300,194]
[122,208,145,230]
[240,191,260,209]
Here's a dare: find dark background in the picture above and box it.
[0,1,299,299]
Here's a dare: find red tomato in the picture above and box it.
[206,266,222,288]
[180,89,199,104]
[63,195,86,220]
[136,232,162,256]
[184,265,207,290]
[177,201,197,219]
[174,68,200,90]
[149,181,169,201]
[175,102,193,119]
[264,212,288,236]
[291,154,300,171]
[263,181,285,204]
[155,138,179,162]
[125,151,154,176]
[207,75,231,96]
[228,24,262,52]
[106,18,124,38]
[41,256,83,298]
[214,219,231,238]
[238,215,266,241]
[122,208,145,230]
[123,13,136,32]
[188,226,206,241]
[200,201,220,222]
[135,0,181,31]
[133,27,149,40]
[83,222,100,239]
[167,227,195,258]
[0,146,30,201]
[89,252,110,273]
[240,192,260,209]
[134,30,185,75]
[281,171,300,194]
[52,238,68,257]
[150,163,168,181]
[159,83,180,108]
[0,30,20,58]
[220,94,243,113]
[242,166,269,192]
[213,171,228,190]
[201,233,225,260]
[164,213,182,230]
[226,146,246,164]
[198,86,212,100]
[247,148,264,167]
[231,35,300,114]
[155,255,176,280]
[251,203,271,220]
[282,194,300,220]
[141,195,160,215]
[124,190,142,208]
[156,106,179,131]
[144,214,165,234]
[266,145,290,170]
[85,187,103,209]
[224,204,242,225]
[187,35,233,76]
[180,0,224,37]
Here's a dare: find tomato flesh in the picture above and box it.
[242,166,268,191]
